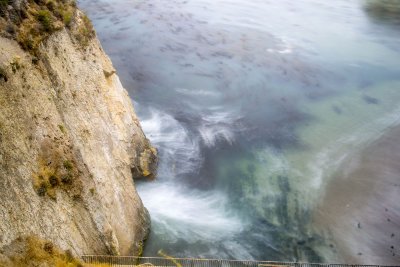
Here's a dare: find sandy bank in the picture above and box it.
[313,126,400,265]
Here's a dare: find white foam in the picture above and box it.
[197,110,237,147]
[266,37,293,54]
[140,109,202,177]
[139,182,245,243]
[175,87,218,96]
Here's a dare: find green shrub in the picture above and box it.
[63,11,71,26]
[83,13,91,26]
[37,181,47,196]
[32,57,39,65]
[37,10,52,32]
[34,0,46,5]
[10,56,24,73]
[58,124,66,133]
[77,13,95,46]
[2,0,79,54]
[49,174,59,187]
[17,33,36,55]
[0,67,8,82]
[46,1,55,11]
[61,173,73,184]
[63,160,73,170]
[0,0,8,7]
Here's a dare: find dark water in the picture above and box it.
[78,0,400,263]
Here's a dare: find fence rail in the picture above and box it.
[81,256,395,267]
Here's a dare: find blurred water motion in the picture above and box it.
[78,0,400,264]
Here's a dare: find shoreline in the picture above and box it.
[313,125,400,264]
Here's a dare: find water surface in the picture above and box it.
[78,0,400,264]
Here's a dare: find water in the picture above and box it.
[78,0,400,264]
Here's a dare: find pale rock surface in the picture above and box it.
[0,8,157,258]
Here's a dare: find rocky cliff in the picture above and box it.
[0,0,157,261]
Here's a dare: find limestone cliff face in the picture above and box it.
[0,0,157,258]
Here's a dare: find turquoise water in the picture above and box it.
[78,0,400,263]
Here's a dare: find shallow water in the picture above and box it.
[78,0,400,263]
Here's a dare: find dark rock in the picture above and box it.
[6,23,15,34]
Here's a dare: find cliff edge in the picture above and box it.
[0,0,157,261]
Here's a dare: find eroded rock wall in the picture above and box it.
[0,0,156,258]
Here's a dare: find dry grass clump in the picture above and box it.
[0,0,94,57]
[1,1,76,55]
[6,236,84,267]
[8,55,24,73]
[33,139,82,200]
[2,236,119,266]
[74,12,95,46]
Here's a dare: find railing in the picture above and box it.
[81,255,394,267]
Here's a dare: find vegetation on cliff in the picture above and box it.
[0,0,157,262]
[0,236,114,267]
[32,139,83,200]
[0,0,94,57]
[0,236,84,267]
